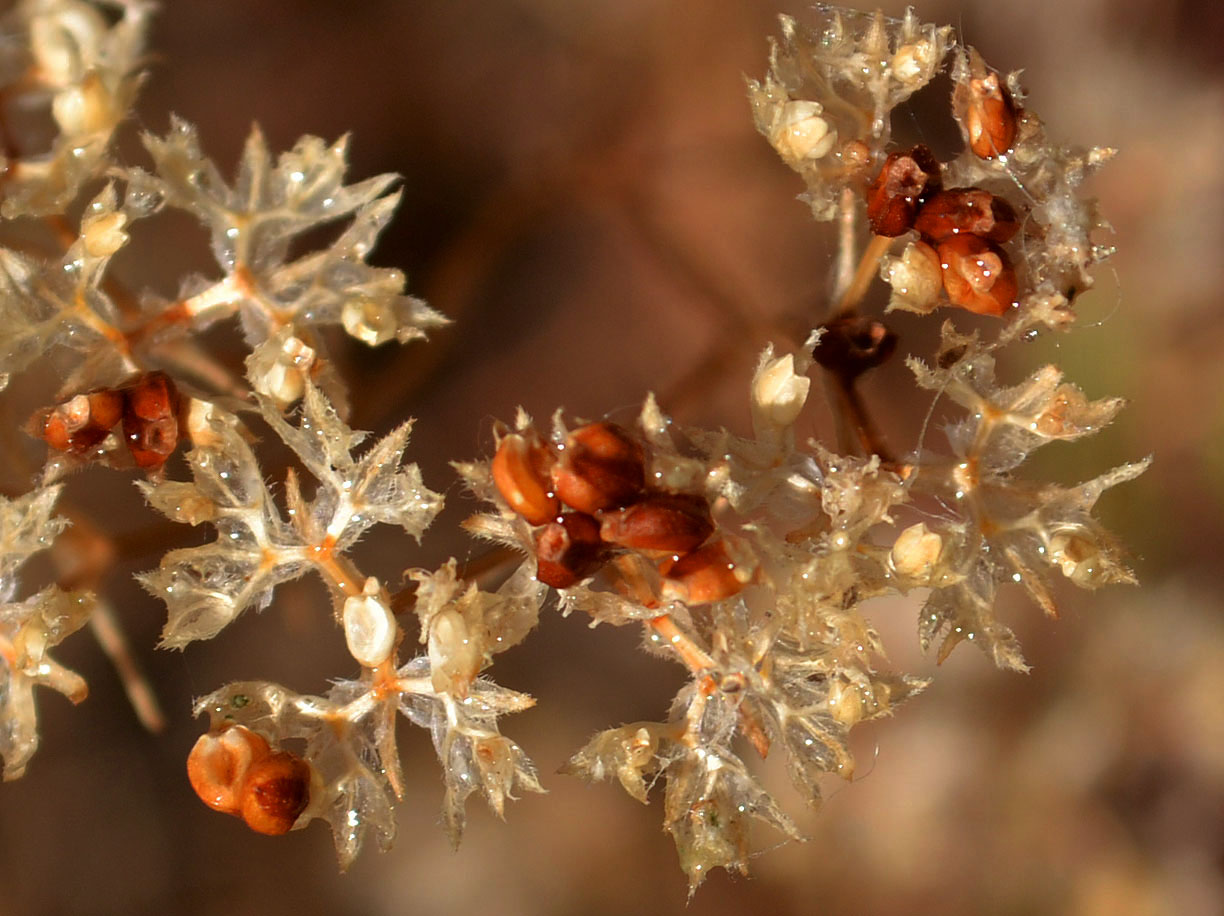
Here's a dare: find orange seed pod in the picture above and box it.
[491,431,558,525]
[186,725,271,816]
[956,52,1017,159]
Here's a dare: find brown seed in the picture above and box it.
[491,432,558,525]
[240,751,312,836]
[535,512,606,588]
[865,145,942,237]
[913,188,1019,243]
[937,235,1018,316]
[121,371,181,469]
[551,421,645,514]
[660,541,745,604]
[956,53,1017,159]
[599,493,713,555]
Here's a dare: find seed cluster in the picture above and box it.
[492,421,747,604]
[866,142,1022,317]
[31,371,183,470]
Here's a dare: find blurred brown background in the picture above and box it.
[2,0,1222,913]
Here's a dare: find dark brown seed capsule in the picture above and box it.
[535,512,606,588]
[121,371,181,469]
[913,187,1019,243]
[865,144,942,237]
[813,315,898,380]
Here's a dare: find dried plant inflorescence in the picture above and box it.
[0,0,1146,895]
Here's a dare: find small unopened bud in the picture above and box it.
[827,678,868,728]
[891,40,937,83]
[621,726,657,768]
[1049,531,1103,586]
[29,7,108,85]
[341,297,396,346]
[428,607,482,696]
[255,334,315,407]
[52,72,118,136]
[342,577,396,669]
[81,209,129,258]
[752,353,810,430]
[883,241,943,314]
[890,522,942,580]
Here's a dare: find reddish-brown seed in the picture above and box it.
[535,512,606,588]
[491,432,559,525]
[660,541,745,604]
[865,145,942,237]
[240,751,313,836]
[913,188,1019,243]
[121,371,181,469]
[960,68,1017,159]
[551,421,645,514]
[937,235,1018,316]
[599,493,713,555]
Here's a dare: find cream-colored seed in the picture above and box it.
[428,608,482,696]
[342,577,396,669]
[891,522,943,579]
[883,241,942,314]
[771,100,837,162]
